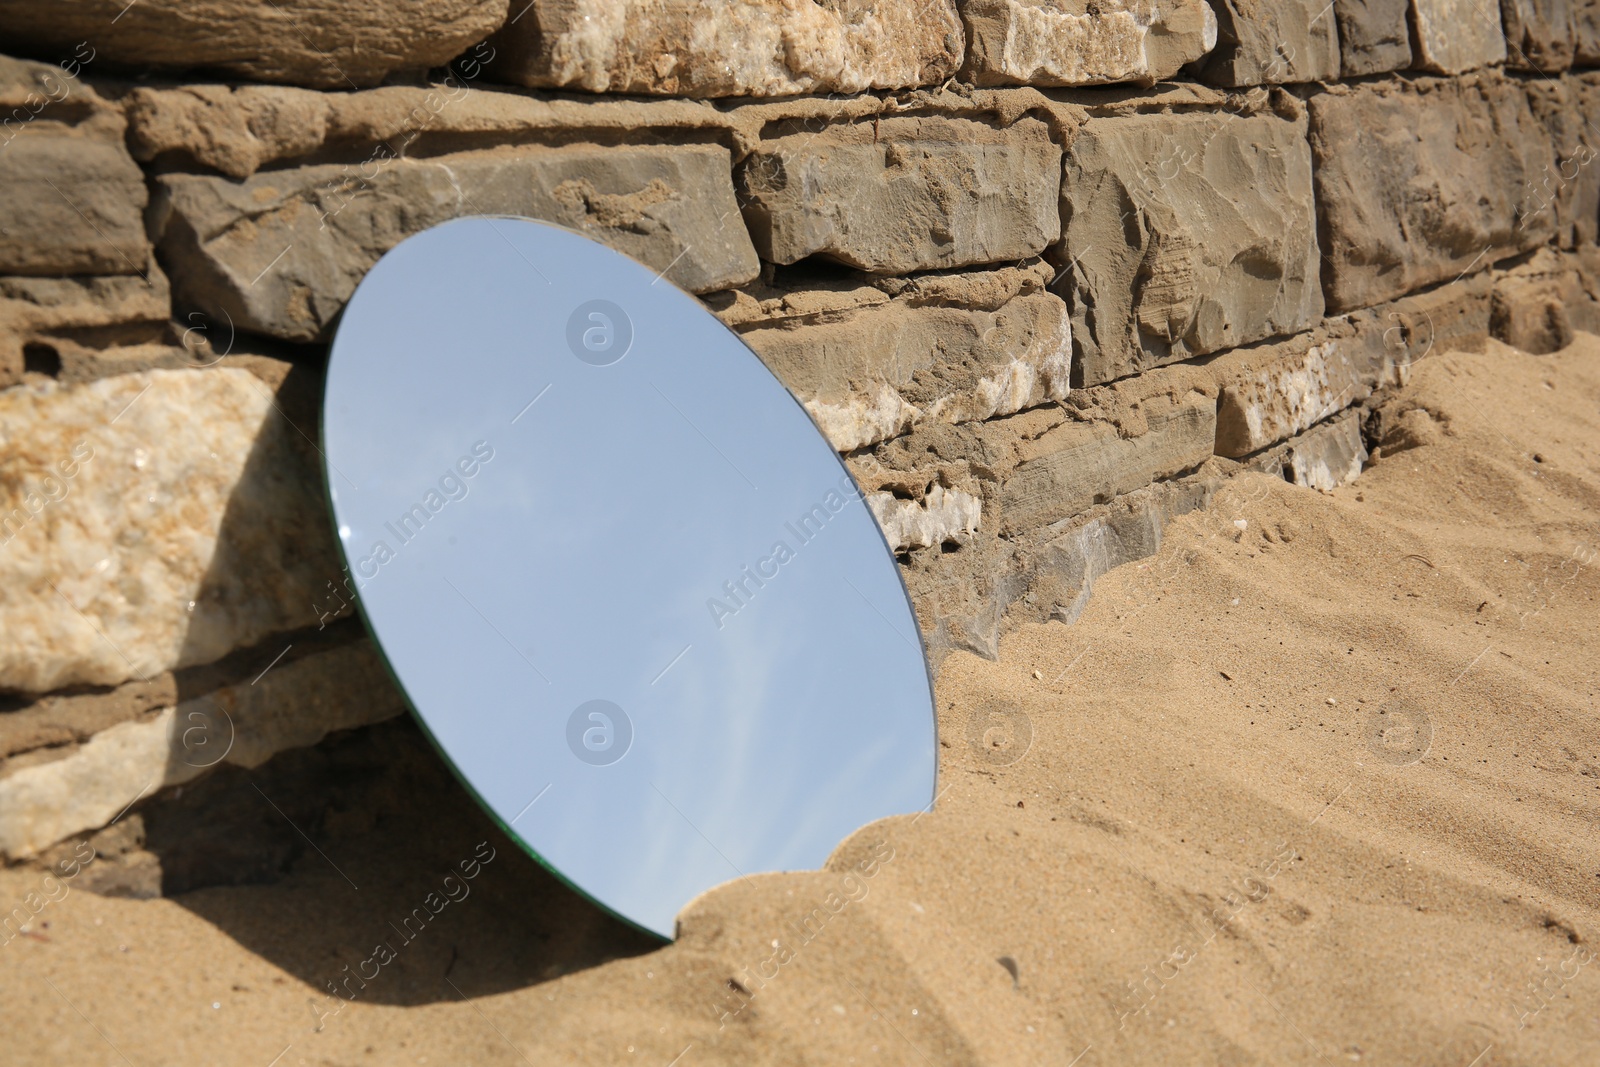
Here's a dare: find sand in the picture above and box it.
[3,335,1598,1066]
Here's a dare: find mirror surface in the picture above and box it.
[323,217,937,938]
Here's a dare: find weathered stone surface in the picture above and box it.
[867,486,983,552]
[1501,0,1577,71]
[999,387,1215,532]
[1579,0,1600,62]
[1489,250,1597,353]
[124,85,333,180]
[486,0,963,97]
[0,642,404,859]
[0,268,172,389]
[0,57,148,276]
[1283,409,1367,491]
[0,0,509,89]
[1412,0,1508,73]
[897,468,1221,661]
[0,367,339,693]
[1332,0,1413,75]
[1346,271,1495,364]
[153,144,759,342]
[1524,75,1600,249]
[1056,107,1323,385]
[1309,76,1556,313]
[720,263,1070,451]
[739,115,1061,275]
[1020,473,1216,629]
[1492,274,1576,353]
[1211,335,1370,458]
[958,0,1217,87]
[1198,0,1340,85]
[123,81,733,180]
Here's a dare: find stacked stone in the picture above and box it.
[2,0,1599,878]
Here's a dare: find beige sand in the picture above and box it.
[3,335,1598,1065]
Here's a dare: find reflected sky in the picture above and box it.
[323,217,937,938]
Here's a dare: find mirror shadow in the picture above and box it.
[83,355,661,1005]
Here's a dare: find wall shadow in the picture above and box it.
[157,716,662,1005]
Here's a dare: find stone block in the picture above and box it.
[1332,0,1413,75]
[1197,0,1341,85]
[0,57,148,276]
[1412,0,1508,73]
[0,642,404,859]
[485,0,964,96]
[0,0,509,89]
[1501,0,1577,71]
[1489,250,1595,353]
[0,268,173,389]
[1579,0,1600,62]
[125,84,334,180]
[1524,75,1600,249]
[1210,332,1371,458]
[999,388,1215,532]
[722,263,1070,451]
[1346,271,1495,364]
[153,144,759,342]
[123,81,732,179]
[958,0,1217,87]
[867,486,983,552]
[738,114,1061,275]
[0,367,339,692]
[1283,409,1367,491]
[1056,107,1323,385]
[1309,75,1556,313]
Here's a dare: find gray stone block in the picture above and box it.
[1056,107,1323,385]
[1332,0,1413,76]
[154,144,760,342]
[1197,0,1341,85]
[738,114,1062,275]
[1310,75,1555,313]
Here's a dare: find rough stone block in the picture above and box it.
[738,114,1061,275]
[867,486,983,552]
[1056,107,1323,385]
[0,57,148,276]
[0,268,173,389]
[0,642,404,859]
[123,81,733,179]
[1345,272,1495,368]
[1310,76,1556,313]
[1412,0,1509,73]
[1197,0,1341,85]
[0,367,340,693]
[1283,409,1367,491]
[0,0,509,89]
[1333,0,1414,75]
[1524,75,1600,249]
[999,388,1215,532]
[1501,0,1577,71]
[124,84,334,180]
[958,0,1217,87]
[1210,333,1371,458]
[153,144,759,343]
[485,0,964,96]
[721,263,1070,451]
[1579,0,1600,61]
[1489,250,1596,353]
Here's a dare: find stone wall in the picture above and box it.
[3,0,1599,874]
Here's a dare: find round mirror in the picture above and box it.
[322,217,937,938]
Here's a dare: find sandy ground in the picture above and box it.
[3,335,1598,1066]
